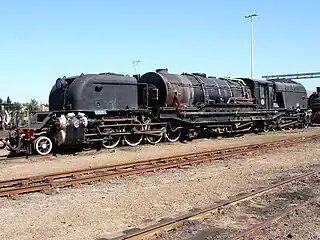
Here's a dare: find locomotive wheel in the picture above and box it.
[124,120,143,147]
[278,118,286,131]
[165,120,182,142]
[34,136,53,155]
[82,145,92,151]
[144,118,163,144]
[263,124,270,132]
[102,128,121,149]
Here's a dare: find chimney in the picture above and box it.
[156,68,168,74]
[317,87,320,93]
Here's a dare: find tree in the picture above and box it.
[11,102,22,111]
[0,98,2,104]
[6,96,11,104]
[26,99,41,113]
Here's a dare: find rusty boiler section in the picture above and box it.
[138,69,253,108]
[138,69,194,108]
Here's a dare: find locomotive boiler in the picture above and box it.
[138,68,254,108]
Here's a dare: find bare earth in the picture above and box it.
[158,172,320,240]
[0,128,319,240]
[251,198,320,240]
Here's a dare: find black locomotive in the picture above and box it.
[2,69,313,155]
[308,87,320,123]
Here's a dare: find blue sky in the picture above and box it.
[0,0,319,103]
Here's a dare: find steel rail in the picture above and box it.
[107,171,317,240]
[0,135,319,197]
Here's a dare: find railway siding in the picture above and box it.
[0,127,319,182]
[0,134,318,198]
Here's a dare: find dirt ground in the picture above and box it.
[0,127,320,181]
[251,198,320,240]
[0,128,320,240]
[157,173,320,240]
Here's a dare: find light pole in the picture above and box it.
[245,13,258,79]
[133,60,141,74]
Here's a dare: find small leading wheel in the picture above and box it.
[124,120,144,147]
[34,136,53,155]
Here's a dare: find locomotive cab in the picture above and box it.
[240,78,273,109]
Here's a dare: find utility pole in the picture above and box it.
[245,13,258,79]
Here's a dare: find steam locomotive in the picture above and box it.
[0,68,314,155]
[308,87,320,123]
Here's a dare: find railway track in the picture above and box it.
[106,171,317,240]
[0,134,319,198]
